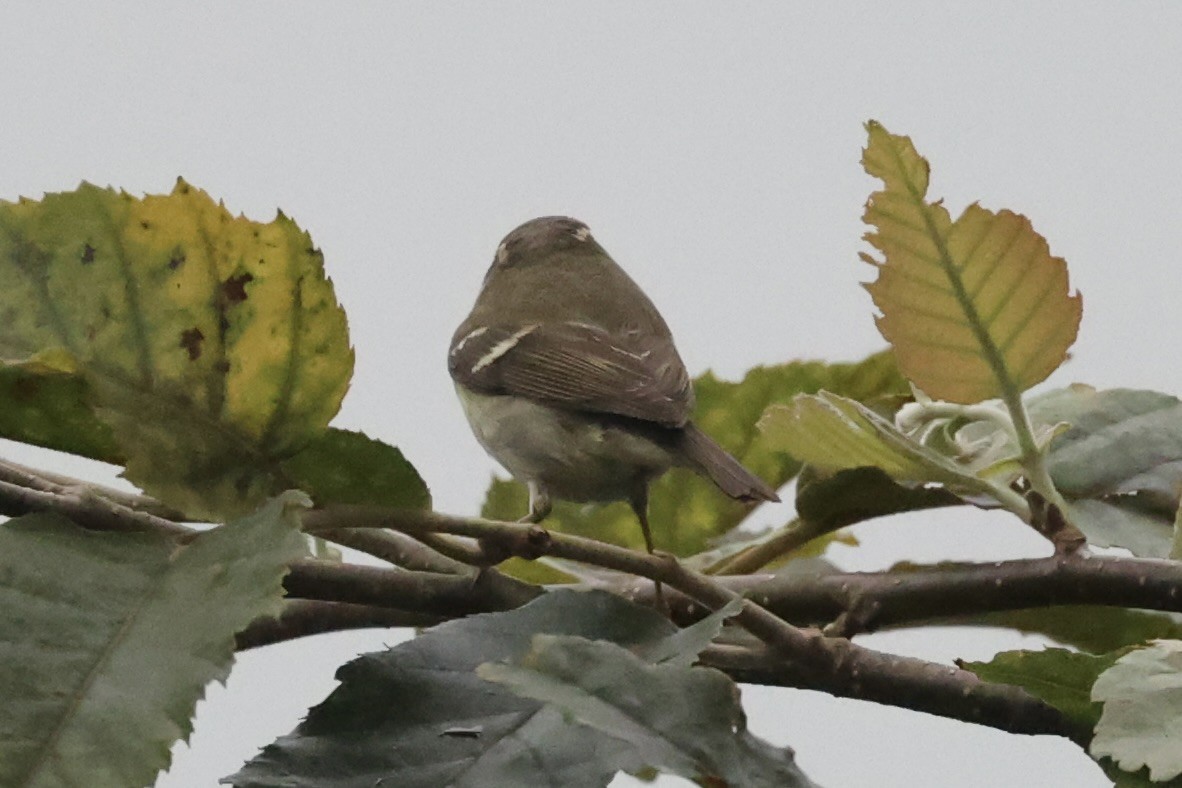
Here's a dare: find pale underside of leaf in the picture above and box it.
[1092,640,1182,782]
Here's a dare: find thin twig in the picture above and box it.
[0,475,190,536]
[709,517,830,574]
[318,527,469,573]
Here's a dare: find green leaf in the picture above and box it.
[482,351,908,565]
[0,181,353,518]
[794,465,962,530]
[0,493,309,788]
[1101,761,1182,788]
[1028,386,1182,506]
[634,597,744,666]
[478,635,813,788]
[280,427,431,509]
[910,386,1182,557]
[978,607,1182,655]
[1092,640,1182,782]
[861,121,1082,404]
[759,391,992,498]
[0,356,120,463]
[227,590,798,788]
[959,647,1126,730]
[1068,498,1174,559]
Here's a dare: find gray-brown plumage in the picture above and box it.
[449,216,778,554]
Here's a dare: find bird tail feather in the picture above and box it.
[678,424,780,503]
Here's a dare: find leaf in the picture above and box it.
[794,464,962,531]
[0,181,353,517]
[1068,498,1174,559]
[483,351,908,566]
[478,635,813,788]
[1032,386,1182,507]
[978,607,1182,655]
[861,120,1082,404]
[0,493,309,788]
[1092,640,1182,782]
[0,356,121,463]
[1101,761,1182,788]
[0,360,429,513]
[280,428,431,509]
[634,597,744,666]
[759,391,990,495]
[959,647,1126,730]
[912,385,1182,557]
[226,590,807,788]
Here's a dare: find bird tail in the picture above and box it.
[678,423,780,503]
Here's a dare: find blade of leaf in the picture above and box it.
[977,607,1182,655]
[280,427,431,509]
[959,647,1128,732]
[0,181,354,518]
[0,357,120,463]
[635,597,744,666]
[760,391,994,498]
[1092,640,1182,782]
[794,465,962,531]
[478,634,815,787]
[861,120,1082,404]
[1068,498,1174,559]
[225,589,678,788]
[0,492,309,788]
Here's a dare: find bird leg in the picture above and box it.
[521,481,552,524]
[630,484,667,615]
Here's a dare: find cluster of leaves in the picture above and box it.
[2,122,1182,787]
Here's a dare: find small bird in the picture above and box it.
[449,216,779,556]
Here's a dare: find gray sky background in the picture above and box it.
[2,4,1180,786]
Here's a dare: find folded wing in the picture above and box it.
[449,321,693,427]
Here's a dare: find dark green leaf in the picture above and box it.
[0,358,120,462]
[635,597,744,666]
[978,606,1182,654]
[1032,387,1182,507]
[225,590,677,788]
[959,647,1128,730]
[479,634,814,787]
[280,427,430,509]
[0,494,308,788]
[795,465,962,531]
[1068,498,1174,559]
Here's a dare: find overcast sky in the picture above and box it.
[3,4,1180,786]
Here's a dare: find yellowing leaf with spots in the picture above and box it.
[861,121,1082,404]
[0,181,353,517]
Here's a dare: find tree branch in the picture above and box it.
[7,467,1179,745]
[699,642,1086,742]
[299,505,1082,741]
[715,553,1182,635]
[235,600,445,650]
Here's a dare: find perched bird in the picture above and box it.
[448,216,779,555]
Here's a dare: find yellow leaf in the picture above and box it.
[861,121,1082,404]
[0,181,353,517]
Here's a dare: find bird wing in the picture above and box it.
[449,321,694,427]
